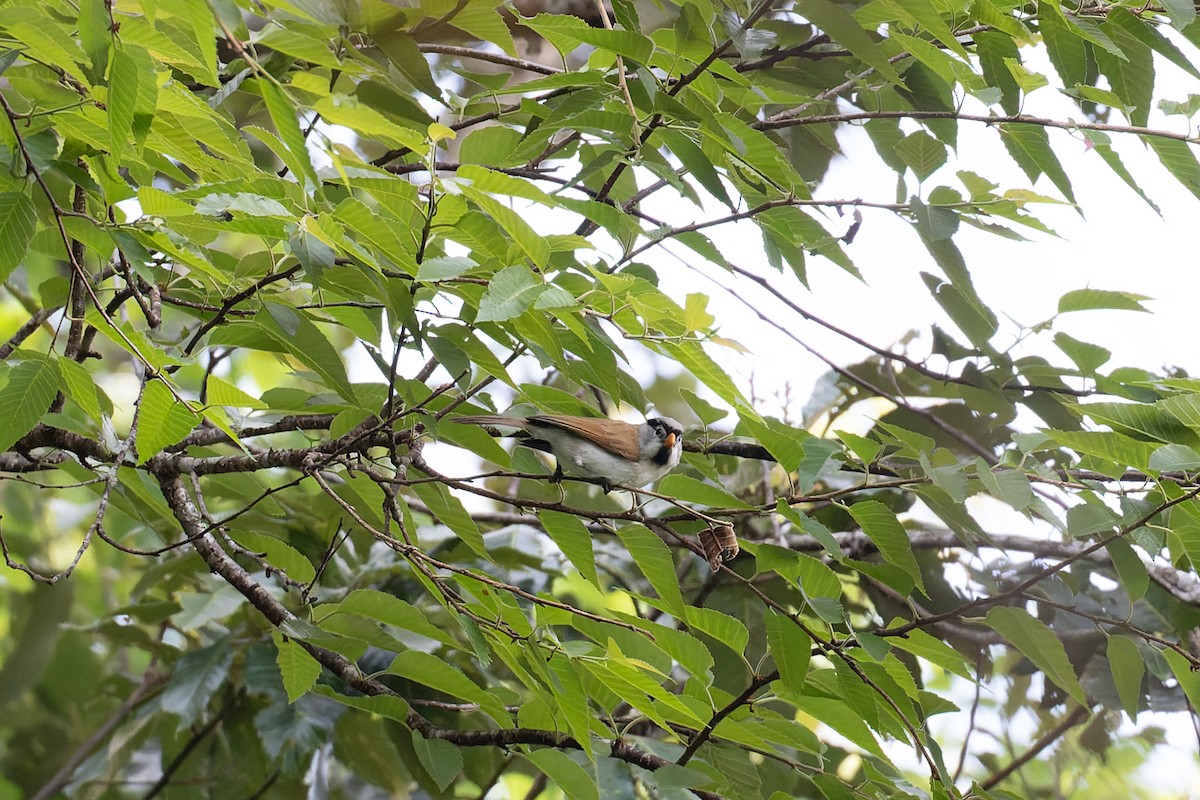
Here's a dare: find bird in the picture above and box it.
[452,414,684,490]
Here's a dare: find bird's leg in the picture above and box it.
[550,463,565,484]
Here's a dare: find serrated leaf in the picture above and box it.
[0,358,60,453]
[847,501,925,593]
[538,510,599,588]
[1143,136,1200,203]
[616,524,686,619]
[325,589,456,647]
[999,123,1075,203]
[314,685,411,721]
[658,474,754,510]
[57,357,103,422]
[684,606,748,656]
[258,78,319,190]
[108,43,145,161]
[161,639,233,728]
[78,0,111,78]
[1106,636,1144,720]
[258,305,356,403]
[1057,288,1150,314]
[1162,649,1200,714]
[795,0,901,83]
[1148,443,1200,472]
[1105,537,1148,601]
[525,749,599,800]
[231,529,316,583]
[273,632,321,702]
[206,375,267,409]
[522,13,654,62]
[476,265,547,323]
[985,606,1086,705]
[411,731,463,790]
[1079,401,1197,446]
[410,481,487,559]
[894,130,946,181]
[0,192,38,282]
[136,380,200,462]
[1054,331,1110,374]
[889,627,973,680]
[387,651,511,725]
[766,610,811,694]
[462,190,550,268]
[1095,14,1154,127]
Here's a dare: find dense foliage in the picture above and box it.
[3,0,1200,797]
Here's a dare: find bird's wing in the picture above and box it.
[528,416,641,461]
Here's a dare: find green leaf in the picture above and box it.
[894,130,946,181]
[766,611,811,694]
[525,749,599,800]
[684,606,749,657]
[680,387,728,427]
[0,358,60,453]
[1054,332,1110,375]
[258,305,357,403]
[795,0,901,83]
[273,633,321,702]
[315,685,412,722]
[889,628,973,680]
[229,529,316,583]
[135,380,200,463]
[476,265,548,323]
[206,375,267,409]
[108,42,155,161]
[78,0,111,79]
[1103,7,1200,80]
[738,415,808,473]
[1078,401,1198,446]
[1162,649,1200,714]
[661,340,749,411]
[521,14,654,62]
[411,481,487,559]
[1105,537,1148,602]
[999,123,1075,203]
[657,128,734,208]
[1148,443,1200,472]
[847,501,925,593]
[1045,429,1155,472]
[57,357,103,422]
[985,606,1087,705]
[1057,288,1151,314]
[325,589,457,647]
[1169,500,1200,572]
[258,78,319,189]
[1156,393,1200,431]
[461,189,550,268]
[616,524,686,619]
[410,731,463,790]
[538,510,600,588]
[161,639,233,728]
[658,474,754,509]
[1106,636,1144,721]
[1143,136,1200,203]
[387,651,511,726]
[0,192,38,282]
[1096,14,1155,127]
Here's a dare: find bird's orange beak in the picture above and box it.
[664,432,676,449]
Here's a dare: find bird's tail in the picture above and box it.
[452,415,529,430]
